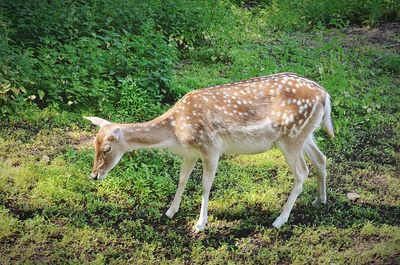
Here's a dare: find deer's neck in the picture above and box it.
[119,118,176,151]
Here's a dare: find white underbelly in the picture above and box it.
[212,116,283,155]
[221,135,276,155]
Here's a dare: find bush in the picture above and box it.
[1,0,154,46]
[255,0,400,31]
[151,0,220,49]
[1,0,219,49]
[0,0,225,119]
[1,22,177,119]
[0,0,399,120]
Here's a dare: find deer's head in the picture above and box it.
[84,117,126,180]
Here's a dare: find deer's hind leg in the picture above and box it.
[195,152,219,232]
[304,136,327,205]
[272,138,310,228]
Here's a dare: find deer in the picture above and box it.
[84,72,334,232]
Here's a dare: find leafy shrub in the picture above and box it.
[0,45,37,117]
[1,0,220,49]
[1,0,154,46]
[296,0,400,27]
[0,0,399,120]
[256,0,400,31]
[0,21,177,119]
[0,0,225,119]
[152,0,220,49]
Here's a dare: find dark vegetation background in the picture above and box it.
[0,0,399,264]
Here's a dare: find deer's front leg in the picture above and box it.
[195,154,219,232]
[166,157,197,218]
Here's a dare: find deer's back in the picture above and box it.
[169,73,328,151]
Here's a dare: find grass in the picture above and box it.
[1,9,400,265]
[0,124,399,264]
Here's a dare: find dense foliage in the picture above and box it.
[1,0,399,119]
[0,0,225,118]
[0,0,399,264]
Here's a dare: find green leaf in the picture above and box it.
[38,90,45,100]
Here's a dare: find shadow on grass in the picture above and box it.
[2,190,399,251]
[200,192,400,246]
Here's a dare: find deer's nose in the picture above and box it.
[90,172,99,180]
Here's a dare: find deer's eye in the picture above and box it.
[103,145,111,153]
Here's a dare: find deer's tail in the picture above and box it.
[322,94,334,138]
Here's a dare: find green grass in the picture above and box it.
[1,3,400,264]
[0,118,399,264]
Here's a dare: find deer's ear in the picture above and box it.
[109,127,121,140]
[84,116,111,127]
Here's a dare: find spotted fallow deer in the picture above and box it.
[85,72,334,231]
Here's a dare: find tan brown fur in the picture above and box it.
[162,73,329,148]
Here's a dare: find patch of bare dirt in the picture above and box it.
[346,22,400,49]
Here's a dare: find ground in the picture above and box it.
[0,23,399,264]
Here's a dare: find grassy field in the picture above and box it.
[1,1,400,264]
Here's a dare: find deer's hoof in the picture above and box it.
[312,198,327,206]
[165,208,177,219]
[194,221,207,232]
[272,217,286,229]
